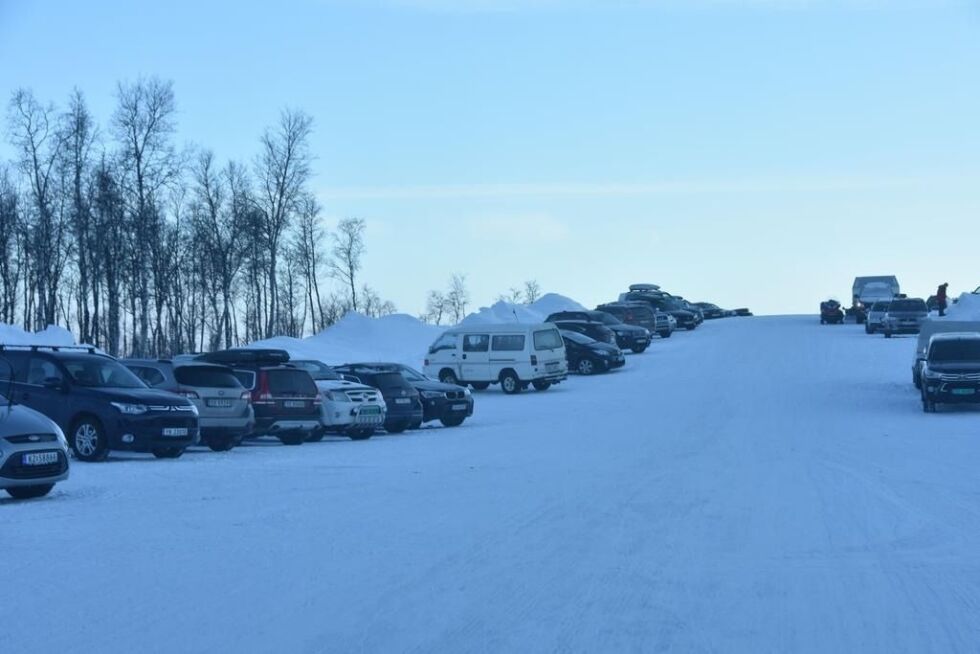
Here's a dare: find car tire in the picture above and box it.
[500,371,522,395]
[913,372,921,390]
[348,429,373,441]
[470,382,490,391]
[6,484,55,500]
[532,380,551,391]
[152,447,184,459]
[69,417,109,462]
[387,422,409,434]
[577,359,596,375]
[439,369,459,385]
[207,436,237,452]
[922,395,937,413]
[440,416,465,427]
[884,331,892,339]
[278,432,306,446]
[306,429,326,443]
[658,330,672,339]
[631,345,648,354]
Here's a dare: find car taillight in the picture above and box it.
[176,388,199,399]
[240,391,251,402]
[252,372,274,404]
[424,359,429,366]
[530,355,538,365]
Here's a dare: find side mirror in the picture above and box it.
[42,377,66,392]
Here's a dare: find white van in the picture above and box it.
[423,323,568,394]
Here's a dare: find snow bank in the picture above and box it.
[249,312,444,367]
[460,293,586,326]
[938,293,980,321]
[0,323,76,347]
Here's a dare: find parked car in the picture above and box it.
[730,308,753,317]
[546,310,651,353]
[329,364,423,433]
[194,349,320,445]
[820,300,845,325]
[560,330,626,375]
[123,359,254,451]
[882,298,929,338]
[671,297,704,324]
[424,323,568,394]
[551,320,617,346]
[596,302,673,339]
[336,362,473,428]
[288,360,386,440]
[693,302,726,320]
[863,301,891,334]
[0,345,198,461]
[920,332,980,412]
[0,360,70,498]
[620,291,698,330]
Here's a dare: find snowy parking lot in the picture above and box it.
[5,316,980,653]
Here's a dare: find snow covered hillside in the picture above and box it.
[5,316,980,653]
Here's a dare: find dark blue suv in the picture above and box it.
[1,345,199,461]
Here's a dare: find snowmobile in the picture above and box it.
[820,300,845,325]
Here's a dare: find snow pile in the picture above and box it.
[460,293,586,326]
[249,312,444,367]
[938,293,980,321]
[0,323,76,347]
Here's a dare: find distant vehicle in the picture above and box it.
[1,345,199,461]
[730,308,753,317]
[546,310,651,353]
[424,323,568,394]
[820,300,845,324]
[693,302,726,320]
[920,332,980,412]
[194,349,320,445]
[0,360,70,499]
[863,301,892,334]
[560,330,625,375]
[619,292,698,330]
[882,298,929,338]
[123,359,254,451]
[336,362,473,428]
[287,360,386,440]
[671,297,704,324]
[550,320,617,346]
[596,302,673,338]
[628,283,661,292]
[329,364,423,433]
[850,276,900,323]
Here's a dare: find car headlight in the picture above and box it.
[328,390,350,402]
[110,402,148,415]
[188,403,199,417]
[420,390,445,399]
[462,387,472,397]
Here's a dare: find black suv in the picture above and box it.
[546,310,651,353]
[1,345,199,461]
[693,302,726,320]
[332,364,424,434]
[621,291,698,330]
[597,302,672,338]
[195,349,320,445]
[338,362,474,429]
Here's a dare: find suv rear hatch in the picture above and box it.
[253,368,320,417]
[174,365,249,417]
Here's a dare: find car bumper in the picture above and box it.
[321,402,386,432]
[109,416,199,452]
[885,323,923,334]
[923,380,980,403]
[253,417,321,435]
[421,396,474,423]
[0,448,70,487]
[615,335,650,349]
[199,416,254,436]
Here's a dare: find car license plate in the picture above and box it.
[360,405,382,415]
[22,451,58,466]
[395,398,411,405]
[162,427,188,437]
[952,388,975,396]
[283,400,306,408]
[207,398,232,408]
[452,403,468,411]
[546,362,559,370]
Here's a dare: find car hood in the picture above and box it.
[669,309,695,319]
[0,403,61,434]
[84,387,194,406]
[410,379,467,393]
[926,361,980,374]
[314,379,376,393]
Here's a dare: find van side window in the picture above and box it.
[463,334,490,353]
[430,333,457,352]
[491,335,525,352]
[26,357,63,385]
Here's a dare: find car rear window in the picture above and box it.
[492,335,526,351]
[266,369,317,395]
[930,340,980,362]
[369,372,412,391]
[233,370,256,389]
[175,366,242,388]
[534,328,563,351]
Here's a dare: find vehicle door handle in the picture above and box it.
[462,354,467,360]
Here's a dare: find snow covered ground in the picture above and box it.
[5,316,980,653]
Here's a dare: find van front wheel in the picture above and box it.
[500,371,522,395]
[439,369,459,385]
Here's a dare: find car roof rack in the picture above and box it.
[195,348,291,366]
[0,343,99,354]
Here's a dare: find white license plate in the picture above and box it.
[283,400,306,408]
[162,427,188,437]
[451,403,468,411]
[207,399,232,408]
[951,388,975,396]
[546,362,560,370]
[395,398,411,405]
[22,451,58,466]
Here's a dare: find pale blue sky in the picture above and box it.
[2,0,978,315]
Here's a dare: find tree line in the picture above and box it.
[1,78,396,357]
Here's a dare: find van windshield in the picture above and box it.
[533,329,563,351]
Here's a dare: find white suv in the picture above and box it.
[289,360,387,440]
[424,323,568,394]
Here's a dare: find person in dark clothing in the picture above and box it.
[937,283,949,316]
